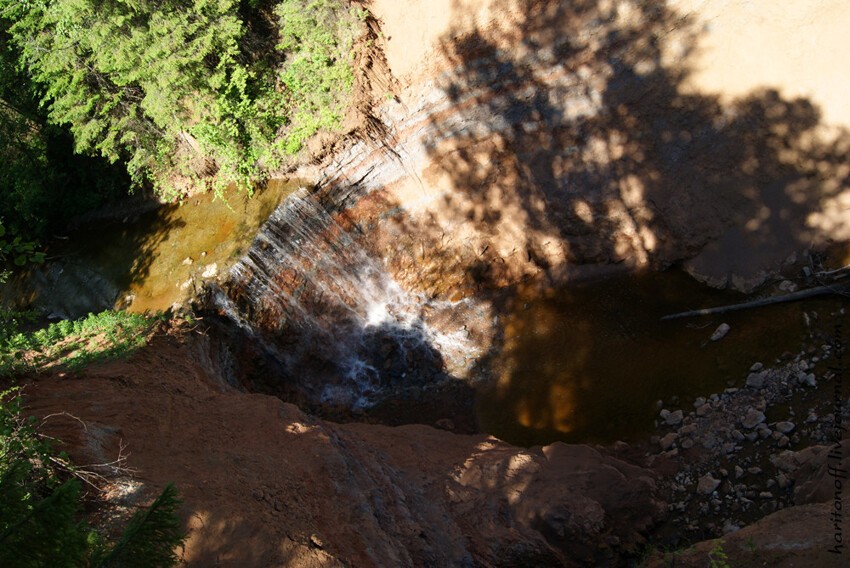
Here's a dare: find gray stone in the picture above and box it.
[741,409,766,429]
[694,396,706,408]
[680,438,695,449]
[698,474,722,495]
[735,466,744,479]
[775,421,795,434]
[665,410,684,426]
[750,362,764,372]
[745,371,766,389]
[710,323,731,341]
[697,404,711,417]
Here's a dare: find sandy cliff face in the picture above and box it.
[24,331,661,566]
[295,0,850,294]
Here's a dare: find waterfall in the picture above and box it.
[208,188,478,410]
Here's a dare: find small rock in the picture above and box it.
[750,362,764,372]
[731,430,745,442]
[777,473,790,489]
[680,438,695,449]
[659,409,670,421]
[697,404,711,417]
[201,263,218,278]
[802,373,817,388]
[694,396,706,408]
[777,435,790,448]
[741,409,766,429]
[806,411,818,423]
[698,474,722,495]
[309,534,324,549]
[778,280,798,293]
[660,432,678,451]
[746,371,765,389]
[759,491,774,499]
[710,323,731,341]
[775,421,795,434]
[182,257,193,265]
[735,466,744,479]
[665,410,684,426]
[723,521,741,534]
[748,466,763,475]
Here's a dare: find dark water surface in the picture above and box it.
[476,269,846,446]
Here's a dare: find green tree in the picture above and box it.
[0,0,361,198]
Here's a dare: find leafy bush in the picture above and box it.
[0,389,185,567]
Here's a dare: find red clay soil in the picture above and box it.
[21,327,661,567]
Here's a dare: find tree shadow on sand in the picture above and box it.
[405,0,850,444]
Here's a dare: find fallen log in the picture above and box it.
[661,283,850,321]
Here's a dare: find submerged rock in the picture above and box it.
[710,323,731,341]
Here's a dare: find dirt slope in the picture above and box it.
[23,330,660,566]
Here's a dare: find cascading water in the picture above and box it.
[207,187,480,410]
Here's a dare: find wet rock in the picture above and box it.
[698,474,721,495]
[741,409,766,429]
[710,323,731,341]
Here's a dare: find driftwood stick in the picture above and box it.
[661,283,850,321]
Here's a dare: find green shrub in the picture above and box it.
[0,310,162,377]
[0,389,185,567]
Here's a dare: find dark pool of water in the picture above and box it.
[475,269,847,446]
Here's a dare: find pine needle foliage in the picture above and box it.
[0,0,362,198]
[0,389,186,567]
[91,484,183,568]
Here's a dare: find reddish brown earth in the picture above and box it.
[22,327,661,566]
